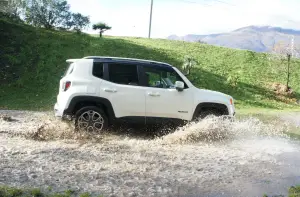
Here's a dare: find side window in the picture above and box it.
[92,62,104,79]
[144,66,188,89]
[63,63,74,77]
[108,63,139,86]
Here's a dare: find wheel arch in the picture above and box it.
[192,102,229,120]
[64,96,116,123]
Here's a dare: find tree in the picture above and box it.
[69,13,90,33]
[0,0,26,22]
[271,39,300,91]
[25,0,71,29]
[182,55,197,75]
[92,22,111,37]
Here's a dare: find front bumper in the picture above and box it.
[228,105,235,116]
[225,105,235,121]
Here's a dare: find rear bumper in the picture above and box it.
[54,103,63,117]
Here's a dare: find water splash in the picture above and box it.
[0,112,290,144]
[1,111,300,197]
[157,116,289,145]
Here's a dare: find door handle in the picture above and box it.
[104,88,117,93]
[148,92,160,96]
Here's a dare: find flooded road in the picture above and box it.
[0,110,300,197]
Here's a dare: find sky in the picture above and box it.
[67,0,300,38]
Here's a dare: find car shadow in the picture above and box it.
[107,121,183,140]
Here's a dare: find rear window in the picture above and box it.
[92,62,104,79]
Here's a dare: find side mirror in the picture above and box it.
[175,81,184,92]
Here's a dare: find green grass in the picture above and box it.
[1,18,300,111]
[1,185,299,197]
[263,185,300,197]
[0,185,104,197]
[289,185,300,197]
[287,128,300,140]
[235,109,300,139]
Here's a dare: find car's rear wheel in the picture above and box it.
[75,106,108,132]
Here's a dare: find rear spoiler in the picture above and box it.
[66,59,80,63]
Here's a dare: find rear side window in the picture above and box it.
[92,62,104,78]
[63,63,74,77]
[108,63,139,86]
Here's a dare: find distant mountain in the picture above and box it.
[167,26,300,52]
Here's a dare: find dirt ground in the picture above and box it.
[1,110,300,197]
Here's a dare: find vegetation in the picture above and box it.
[25,0,90,32]
[289,185,300,197]
[1,185,299,197]
[1,0,90,32]
[271,41,300,91]
[92,22,111,37]
[262,185,300,197]
[236,108,300,139]
[182,55,198,75]
[69,13,90,33]
[0,0,25,22]
[0,185,102,197]
[1,18,300,111]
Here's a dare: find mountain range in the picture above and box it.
[167,26,300,53]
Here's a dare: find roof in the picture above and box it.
[82,56,173,68]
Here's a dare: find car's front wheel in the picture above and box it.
[75,106,108,132]
[199,108,222,119]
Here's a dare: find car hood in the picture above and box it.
[198,88,230,97]
[194,87,232,104]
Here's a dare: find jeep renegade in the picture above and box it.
[54,56,235,132]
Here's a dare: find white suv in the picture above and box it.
[54,56,235,132]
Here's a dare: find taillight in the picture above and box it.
[63,81,71,91]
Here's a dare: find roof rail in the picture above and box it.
[82,56,172,67]
[66,59,80,63]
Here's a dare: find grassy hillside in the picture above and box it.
[1,18,300,111]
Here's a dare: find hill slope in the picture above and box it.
[167,26,300,53]
[1,19,300,110]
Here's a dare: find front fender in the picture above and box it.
[191,88,235,119]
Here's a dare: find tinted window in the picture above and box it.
[108,63,139,85]
[144,66,188,89]
[92,62,104,78]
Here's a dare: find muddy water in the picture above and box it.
[0,110,300,197]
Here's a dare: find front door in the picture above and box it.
[142,65,194,121]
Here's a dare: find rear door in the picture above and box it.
[99,62,146,121]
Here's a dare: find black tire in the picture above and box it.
[198,108,222,119]
[75,106,108,132]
